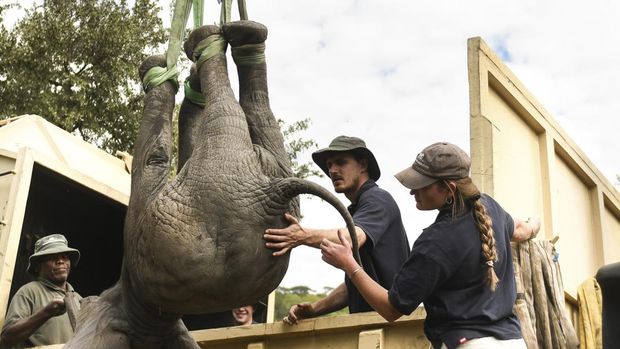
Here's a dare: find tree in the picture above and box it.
[0,0,166,153]
[280,118,323,179]
[274,286,348,320]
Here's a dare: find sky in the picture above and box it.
[4,0,620,292]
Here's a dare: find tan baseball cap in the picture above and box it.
[395,142,470,190]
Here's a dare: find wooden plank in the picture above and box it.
[0,148,34,327]
[358,329,383,349]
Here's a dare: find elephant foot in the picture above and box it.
[221,20,267,47]
[222,21,267,66]
[138,54,167,83]
[183,25,226,63]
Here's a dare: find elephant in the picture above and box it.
[64,20,358,348]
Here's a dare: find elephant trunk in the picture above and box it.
[269,178,361,264]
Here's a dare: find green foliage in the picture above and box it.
[0,0,166,153]
[274,285,348,320]
[279,118,323,179]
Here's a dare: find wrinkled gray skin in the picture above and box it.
[65,21,358,349]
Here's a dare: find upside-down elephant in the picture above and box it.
[64,20,358,348]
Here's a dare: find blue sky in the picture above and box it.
[5,0,620,292]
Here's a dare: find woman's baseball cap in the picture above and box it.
[395,142,471,190]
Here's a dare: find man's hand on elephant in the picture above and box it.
[283,302,314,325]
[264,213,308,256]
[44,298,67,318]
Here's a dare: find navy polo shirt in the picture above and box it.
[388,194,521,349]
[345,180,410,313]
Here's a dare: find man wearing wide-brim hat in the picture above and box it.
[264,135,410,324]
[1,234,82,348]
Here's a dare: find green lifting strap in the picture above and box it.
[231,43,265,66]
[194,35,228,69]
[184,79,205,107]
[141,0,193,92]
[193,0,204,28]
[167,0,193,70]
[220,0,248,25]
[238,0,248,20]
[219,0,232,25]
[142,65,180,93]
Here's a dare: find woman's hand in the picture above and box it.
[320,229,360,274]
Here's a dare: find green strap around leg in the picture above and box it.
[231,43,265,66]
[184,78,205,107]
[194,35,228,70]
[142,66,179,93]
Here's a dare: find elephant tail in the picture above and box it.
[269,177,361,265]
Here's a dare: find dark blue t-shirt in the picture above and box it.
[388,194,521,349]
[345,180,410,313]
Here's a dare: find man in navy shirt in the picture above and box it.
[264,135,409,323]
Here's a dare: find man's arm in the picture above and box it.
[283,283,349,325]
[0,299,66,346]
[512,217,541,242]
[264,213,367,256]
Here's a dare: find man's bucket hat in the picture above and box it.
[27,234,80,275]
[395,142,471,190]
[312,135,381,181]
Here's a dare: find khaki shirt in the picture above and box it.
[1,278,81,348]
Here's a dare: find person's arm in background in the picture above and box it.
[512,217,541,242]
[264,213,367,256]
[283,282,349,325]
[1,298,66,346]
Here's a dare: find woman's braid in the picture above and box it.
[473,199,499,291]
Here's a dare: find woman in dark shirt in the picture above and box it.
[320,142,540,349]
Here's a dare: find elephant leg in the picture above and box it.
[161,320,200,349]
[178,64,203,172]
[183,25,255,164]
[130,55,176,208]
[222,20,292,178]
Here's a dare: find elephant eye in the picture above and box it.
[146,154,169,166]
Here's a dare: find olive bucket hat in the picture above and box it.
[27,234,80,275]
[312,135,381,180]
